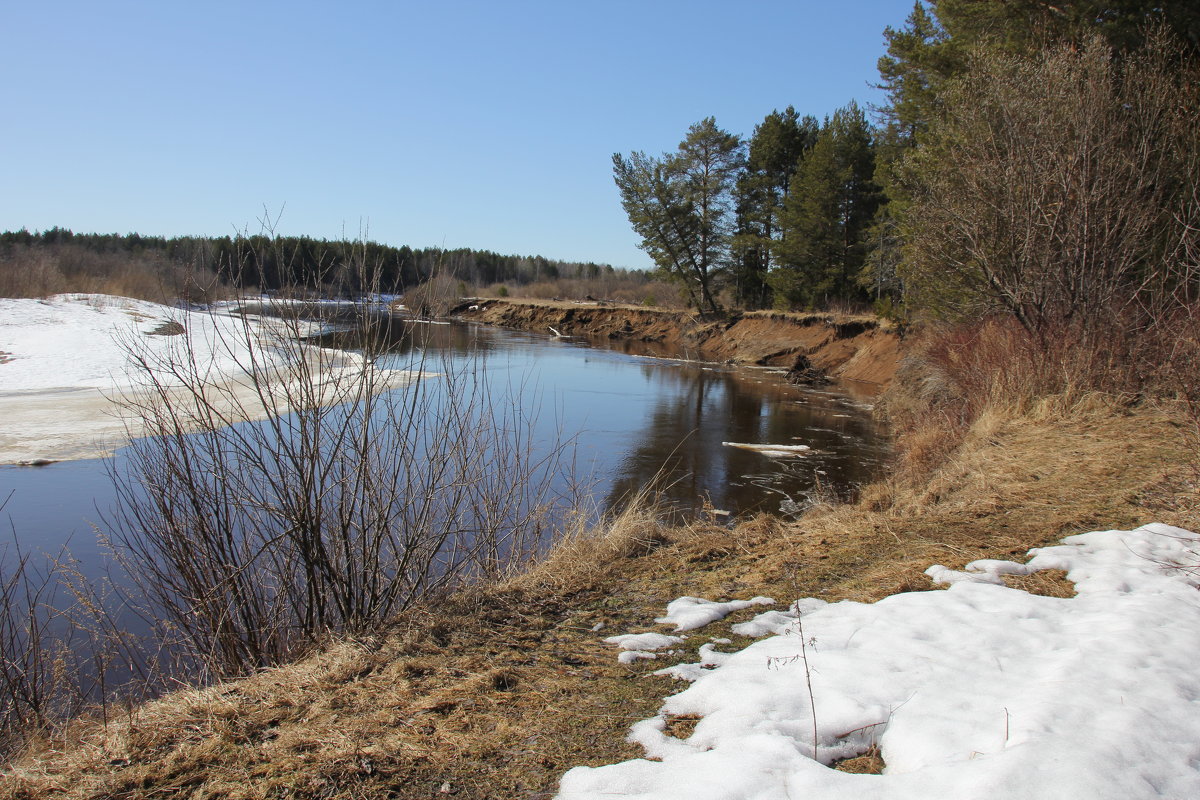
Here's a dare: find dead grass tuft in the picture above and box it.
[1003,569,1076,598]
[833,744,885,774]
[662,714,702,740]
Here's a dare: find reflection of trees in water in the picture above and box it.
[321,319,888,518]
[312,316,497,358]
[604,364,886,516]
[604,368,723,513]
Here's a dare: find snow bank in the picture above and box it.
[559,524,1200,799]
[0,294,413,464]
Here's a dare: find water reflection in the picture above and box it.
[304,315,888,518]
[601,357,888,517]
[360,317,888,519]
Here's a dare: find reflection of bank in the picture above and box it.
[600,359,887,520]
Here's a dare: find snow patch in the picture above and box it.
[655,596,775,632]
[603,632,685,652]
[560,524,1200,800]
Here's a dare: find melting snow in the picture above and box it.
[561,524,1200,799]
[655,596,775,632]
[604,632,686,652]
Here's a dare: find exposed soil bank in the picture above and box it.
[456,299,903,388]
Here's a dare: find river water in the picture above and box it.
[0,316,888,581]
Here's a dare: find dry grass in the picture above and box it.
[1003,569,1076,598]
[740,308,890,330]
[3,393,1196,798]
[833,745,885,774]
[878,317,1167,489]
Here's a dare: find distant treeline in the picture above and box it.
[0,227,633,297]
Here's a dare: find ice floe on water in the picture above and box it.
[562,523,1200,799]
[723,442,812,458]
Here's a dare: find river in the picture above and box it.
[0,315,888,583]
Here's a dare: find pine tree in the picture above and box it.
[613,118,744,314]
[875,2,953,151]
[731,108,819,309]
[772,103,881,309]
[875,0,1200,158]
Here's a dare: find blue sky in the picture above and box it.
[3,1,915,269]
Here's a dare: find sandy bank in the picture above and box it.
[458,299,903,388]
[0,366,419,466]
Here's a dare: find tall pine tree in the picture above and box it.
[731,108,819,309]
[613,118,744,314]
[875,0,1200,159]
[771,103,881,309]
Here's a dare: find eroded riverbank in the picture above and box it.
[456,299,903,388]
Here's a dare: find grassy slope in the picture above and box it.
[4,397,1196,799]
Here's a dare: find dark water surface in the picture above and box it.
[1,317,888,580]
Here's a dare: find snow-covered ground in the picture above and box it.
[561,523,1200,799]
[0,294,412,464]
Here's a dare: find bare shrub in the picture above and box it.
[900,31,1200,339]
[402,270,461,317]
[0,246,68,297]
[1147,303,1200,480]
[0,542,149,762]
[0,544,70,759]
[105,258,582,678]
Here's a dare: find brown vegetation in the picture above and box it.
[900,33,1199,338]
[0,243,227,303]
[479,275,683,308]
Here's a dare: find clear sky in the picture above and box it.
[3,1,915,270]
